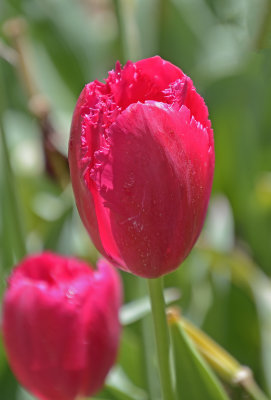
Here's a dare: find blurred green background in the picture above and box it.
[0,0,271,399]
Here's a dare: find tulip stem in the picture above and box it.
[147,277,176,400]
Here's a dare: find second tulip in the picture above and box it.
[2,252,122,400]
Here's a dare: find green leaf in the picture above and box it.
[170,319,230,400]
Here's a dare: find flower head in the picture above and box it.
[69,56,214,278]
[2,252,122,400]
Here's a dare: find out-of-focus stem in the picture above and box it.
[255,0,271,50]
[148,278,176,400]
[239,376,270,400]
[3,18,37,98]
[168,307,270,400]
[112,0,126,64]
[3,17,69,188]
[0,134,27,262]
[0,67,27,261]
[113,0,141,61]
[157,0,167,55]
[241,376,271,400]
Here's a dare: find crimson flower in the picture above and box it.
[2,252,122,400]
[69,56,214,278]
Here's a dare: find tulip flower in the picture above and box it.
[2,252,122,400]
[69,56,214,278]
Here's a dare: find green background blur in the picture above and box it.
[1,0,271,399]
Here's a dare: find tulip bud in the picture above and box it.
[2,252,122,400]
[69,56,214,278]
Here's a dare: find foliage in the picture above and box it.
[1,0,271,399]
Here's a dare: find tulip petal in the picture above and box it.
[135,56,185,88]
[69,88,125,268]
[3,253,122,400]
[106,56,184,110]
[69,56,215,278]
[89,102,214,278]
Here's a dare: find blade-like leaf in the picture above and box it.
[170,319,230,400]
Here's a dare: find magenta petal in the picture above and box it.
[69,56,215,278]
[135,56,184,88]
[90,102,214,278]
[2,253,122,400]
[69,89,125,268]
[106,56,184,110]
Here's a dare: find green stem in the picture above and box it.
[137,279,160,399]
[0,124,27,261]
[0,64,27,262]
[147,277,176,400]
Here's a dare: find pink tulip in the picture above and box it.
[2,252,122,400]
[69,56,214,278]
